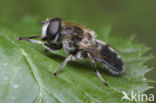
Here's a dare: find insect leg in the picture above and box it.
[18,37,44,45]
[18,37,53,53]
[53,54,72,76]
[88,53,109,87]
[18,36,40,40]
[44,43,62,51]
[17,36,62,51]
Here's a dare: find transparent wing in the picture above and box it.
[77,42,123,74]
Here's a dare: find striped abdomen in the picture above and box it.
[95,40,124,75]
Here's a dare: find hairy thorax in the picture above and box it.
[60,23,96,60]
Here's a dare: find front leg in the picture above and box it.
[44,43,62,52]
[18,36,40,40]
[17,36,62,51]
[17,36,45,45]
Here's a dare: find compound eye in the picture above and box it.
[48,19,61,36]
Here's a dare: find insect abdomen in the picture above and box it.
[96,40,124,75]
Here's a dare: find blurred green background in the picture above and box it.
[0,0,155,96]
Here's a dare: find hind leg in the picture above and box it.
[88,53,109,87]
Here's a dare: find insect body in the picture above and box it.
[18,18,124,87]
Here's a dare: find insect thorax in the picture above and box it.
[60,25,95,60]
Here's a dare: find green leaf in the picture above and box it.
[0,16,154,103]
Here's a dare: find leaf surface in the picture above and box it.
[0,17,154,103]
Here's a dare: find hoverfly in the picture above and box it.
[18,18,124,87]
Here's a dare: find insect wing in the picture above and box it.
[77,43,120,72]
